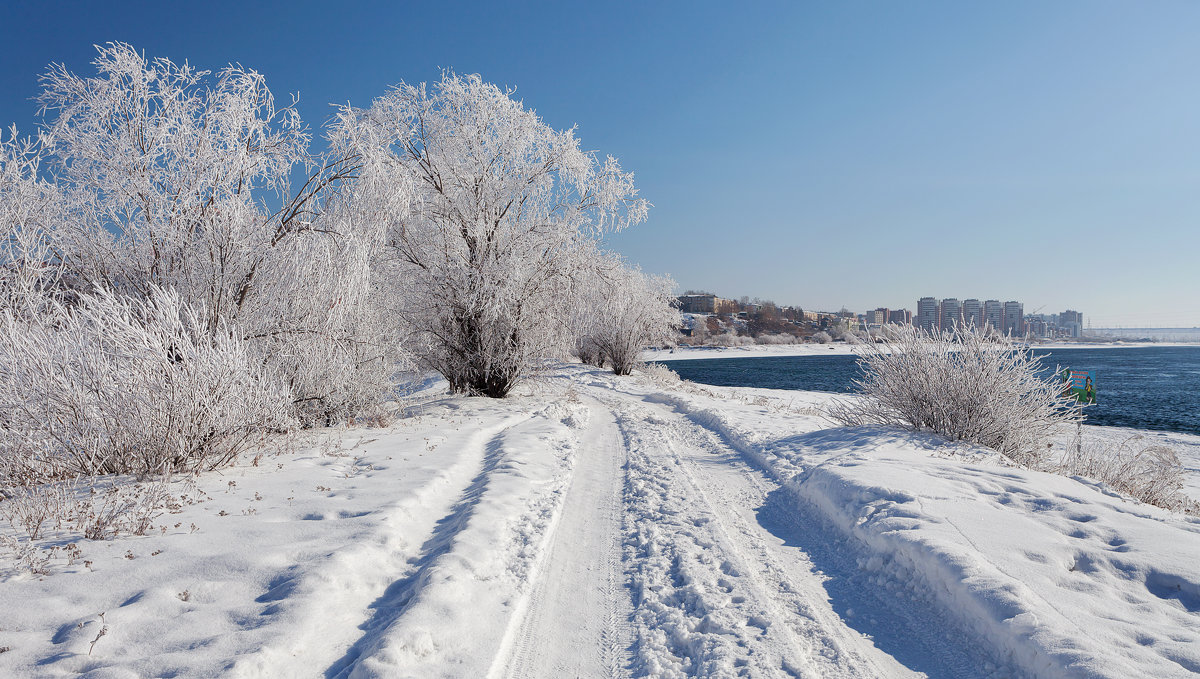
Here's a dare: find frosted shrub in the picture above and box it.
[710,332,753,347]
[810,331,832,344]
[828,326,1082,466]
[0,287,292,484]
[0,129,65,320]
[640,362,682,387]
[1060,436,1194,512]
[250,219,409,425]
[564,246,619,369]
[755,333,797,345]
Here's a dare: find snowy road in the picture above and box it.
[4,366,1200,678]
[496,402,632,678]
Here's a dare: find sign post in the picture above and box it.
[1063,369,1096,404]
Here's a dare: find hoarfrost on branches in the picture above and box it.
[24,43,404,424]
[333,72,648,397]
[584,263,679,375]
[828,325,1083,466]
[0,287,292,486]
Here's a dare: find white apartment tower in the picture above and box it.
[962,299,983,330]
[917,297,939,332]
[1003,301,1024,336]
[984,300,1002,332]
[940,298,963,331]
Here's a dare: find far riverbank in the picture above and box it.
[643,340,1200,363]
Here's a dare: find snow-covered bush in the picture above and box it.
[333,72,647,397]
[810,331,832,344]
[639,362,682,387]
[0,287,292,485]
[0,130,62,317]
[588,266,679,376]
[1060,436,1194,513]
[754,333,797,345]
[828,325,1082,466]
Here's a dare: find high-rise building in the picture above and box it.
[984,300,1002,332]
[888,309,912,325]
[917,297,939,332]
[1059,309,1083,338]
[962,299,983,330]
[1003,301,1024,336]
[940,298,962,331]
[869,308,890,325]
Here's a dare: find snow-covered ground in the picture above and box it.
[2,365,1199,678]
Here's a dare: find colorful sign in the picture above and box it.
[1062,369,1096,404]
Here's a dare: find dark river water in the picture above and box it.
[656,347,1200,436]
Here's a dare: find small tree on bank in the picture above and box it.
[334,73,647,396]
[589,266,679,375]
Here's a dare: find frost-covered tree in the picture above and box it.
[588,266,679,375]
[562,245,620,368]
[689,315,711,344]
[333,72,648,396]
[22,43,402,424]
[0,128,65,318]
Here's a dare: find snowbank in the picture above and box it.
[4,365,1199,678]
[634,378,1200,679]
[0,393,587,679]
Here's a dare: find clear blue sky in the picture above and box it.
[3,0,1198,327]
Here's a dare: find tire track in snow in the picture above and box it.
[613,397,820,677]
[643,392,1019,679]
[229,411,535,679]
[322,413,534,679]
[639,398,920,678]
[495,400,633,678]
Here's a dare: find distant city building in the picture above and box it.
[917,297,939,333]
[1059,309,1083,338]
[904,296,1079,338]
[962,299,983,330]
[984,300,1002,332]
[1003,301,1024,336]
[868,308,889,325]
[677,294,734,314]
[1025,315,1050,338]
[888,309,912,325]
[940,298,962,331]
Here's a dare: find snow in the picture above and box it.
[3,365,1200,678]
